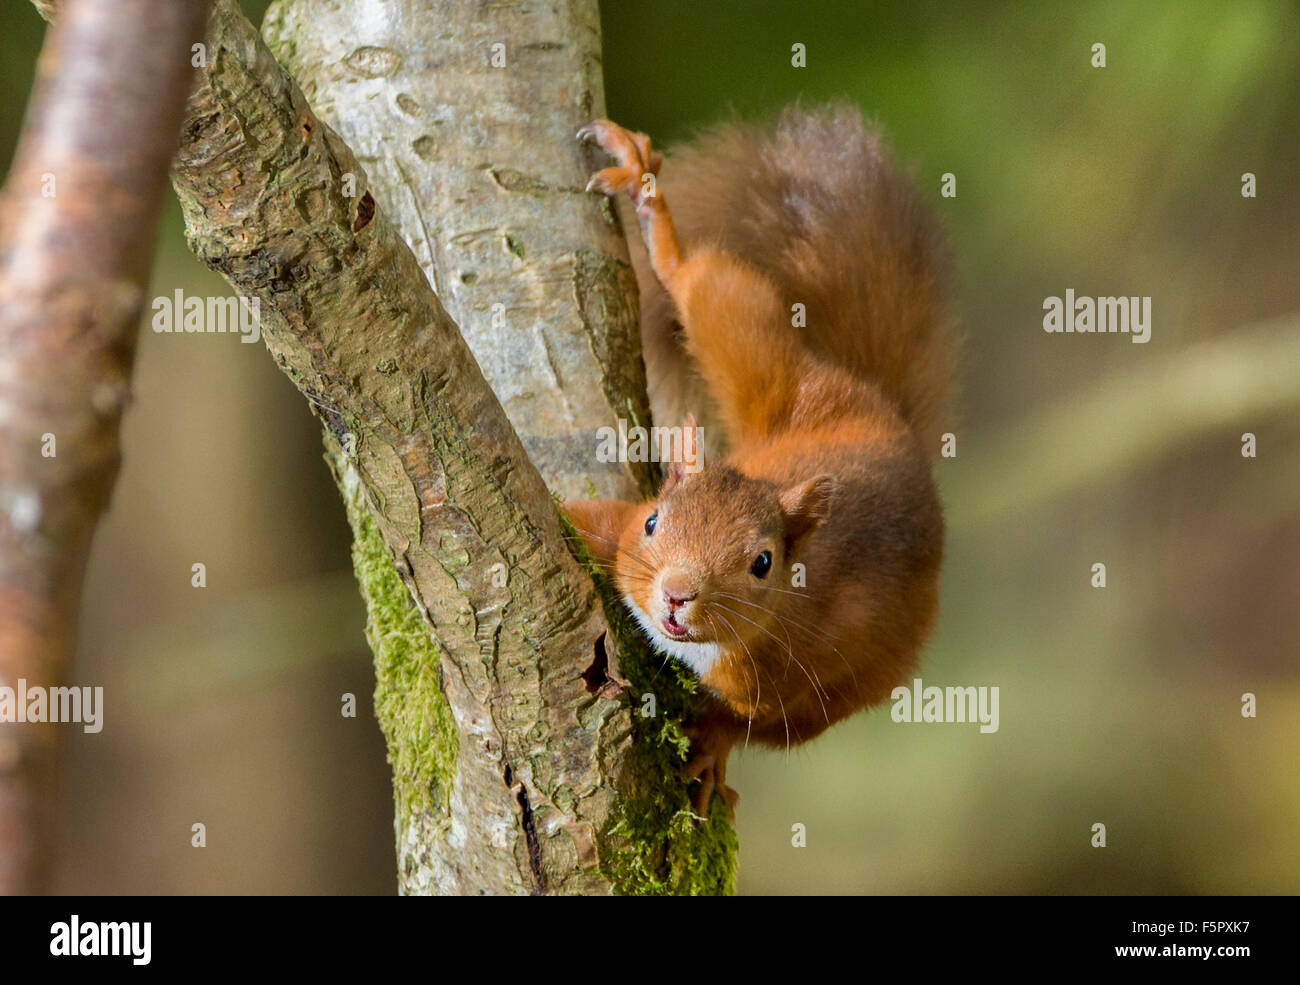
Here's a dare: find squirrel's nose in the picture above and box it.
[661,570,700,609]
[663,586,698,609]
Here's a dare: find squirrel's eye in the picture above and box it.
[750,550,772,578]
[644,512,658,536]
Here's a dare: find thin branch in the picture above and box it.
[0,0,213,894]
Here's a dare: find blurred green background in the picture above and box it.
[2,0,1296,894]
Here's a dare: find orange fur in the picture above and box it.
[567,109,954,814]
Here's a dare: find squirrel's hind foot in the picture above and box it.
[578,118,662,202]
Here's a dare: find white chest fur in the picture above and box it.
[623,594,721,679]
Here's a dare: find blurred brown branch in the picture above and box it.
[952,314,1300,529]
[0,0,212,894]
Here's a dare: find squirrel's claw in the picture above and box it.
[579,118,660,201]
[585,165,637,197]
[684,726,739,820]
[685,751,716,817]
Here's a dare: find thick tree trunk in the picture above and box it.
[263,0,654,502]
[169,0,735,894]
[0,0,213,895]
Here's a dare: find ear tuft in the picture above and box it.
[779,474,834,546]
[662,414,705,494]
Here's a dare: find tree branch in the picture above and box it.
[0,0,213,894]
[171,0,734,894]
[263,0,654,501]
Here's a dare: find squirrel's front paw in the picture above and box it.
[684,724,739,820]
[577,118,662,200]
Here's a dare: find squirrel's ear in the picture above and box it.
[779,474,835,547]
[662,414,705,495]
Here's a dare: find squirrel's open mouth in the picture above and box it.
[661,614,690,639]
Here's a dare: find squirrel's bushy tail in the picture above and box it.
[630,103,956,452]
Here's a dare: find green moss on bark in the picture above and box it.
[332,436,735,894]
[334,448,458,825]
[558,508,739,895]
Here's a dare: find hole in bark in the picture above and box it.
[353,191,376,232]
[582,633,611,694]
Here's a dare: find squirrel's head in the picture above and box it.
[615,428,834,681]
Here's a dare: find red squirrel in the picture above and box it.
[566,106,955,815]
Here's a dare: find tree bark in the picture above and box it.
[0,0,213,894]
[263,0,653,502]
[169,0,735,894]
